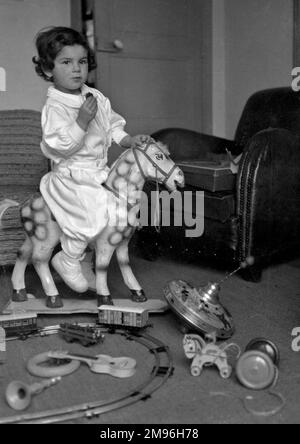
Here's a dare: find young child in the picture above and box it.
[33,26,152,294]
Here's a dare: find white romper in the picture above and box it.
[39,84,128,243]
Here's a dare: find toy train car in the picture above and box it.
[98,305,149,329]
[59,323,105,347]
[0,312,38,338]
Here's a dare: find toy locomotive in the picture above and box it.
[98,305,149,329]
[0,313,38,339]
[59,323,105,347]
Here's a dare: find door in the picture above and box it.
[93,0,211,136]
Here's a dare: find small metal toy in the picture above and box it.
[26,351,80,378]
[183,333,232,378]
[98,305,149,330]
[48,351,137,378]
[5,377,61,411]
[236,338,280,390]
[59,322,105,347]
[0,313,38,339]
[245,338,280,366]
[164,280,234,339]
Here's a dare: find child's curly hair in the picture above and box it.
[32,26,96,82]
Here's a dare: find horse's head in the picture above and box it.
[133,141,185,191]
[183,334,206,359]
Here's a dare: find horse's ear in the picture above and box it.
[156,141,170,156]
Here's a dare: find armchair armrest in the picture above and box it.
[151,128,242,161]
[237,127,300,263]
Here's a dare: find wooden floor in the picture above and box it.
[0,254,300,424]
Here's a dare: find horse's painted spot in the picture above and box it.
[112,176,127,190]
[129,172,141,184]
[21,206,31,219]
[35,225,48,241]
[33,211,48,225]
[117,163,130,176]
[24,221,34,233]
[126,152,135,163]
[109,232,123,245]
[31,197,45,211]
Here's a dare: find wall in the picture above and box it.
[0,0,294,135]
[212,0,294,139]
[0,0,70,111]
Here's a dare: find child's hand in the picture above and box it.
[76,95,98,131]
[119,134,154,149]
[131,135,153,148]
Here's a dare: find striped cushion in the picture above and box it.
[0,110,48,186]
[0,110,48,266]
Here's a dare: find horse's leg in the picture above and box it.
[11,235,33,302]
[116,238,147,303]
[31,220,62,308]
[94,234,116,306]
[81,248,96,291]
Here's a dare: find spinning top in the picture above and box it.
[163,257,255,340]
[163,280,235,339]
[236,338,279,390]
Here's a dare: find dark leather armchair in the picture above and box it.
[137,87,300,280]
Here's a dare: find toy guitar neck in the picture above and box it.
[48,351,136,378]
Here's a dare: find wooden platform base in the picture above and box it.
[3,293,168,315]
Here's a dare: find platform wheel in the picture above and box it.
[220,366,232,379]
[191,366,202,377]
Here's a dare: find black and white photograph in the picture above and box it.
[0,0,299,427]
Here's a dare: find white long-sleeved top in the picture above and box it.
[41,84,128,169]
[39,85,128,243]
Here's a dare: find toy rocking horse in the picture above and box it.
[10,141,184,308]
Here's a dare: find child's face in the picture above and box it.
[48,44,89,94]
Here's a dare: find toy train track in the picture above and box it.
[0,329,173,424]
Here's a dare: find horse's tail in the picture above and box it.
[0,198,20,229]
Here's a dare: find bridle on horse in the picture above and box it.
[104,141,179,231]
[132,141,178,188]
